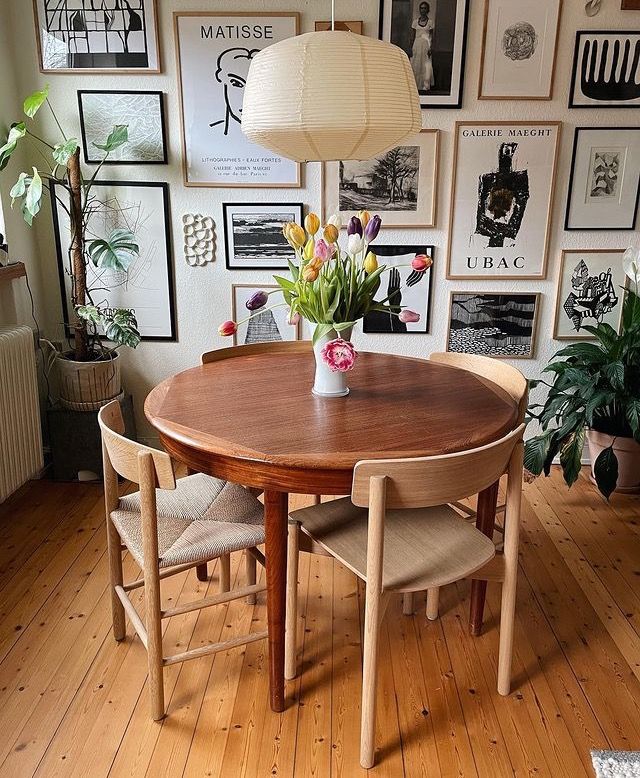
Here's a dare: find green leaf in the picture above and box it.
[88,228,139,271]
[593,445,618,500]
[76,305,102,324]
[103,308,141,349]
[626,400,640,440]
[23,85,49,118]
[603,361,624,391]
[24,168,42,224]
[312,323,333,346]
[92,124,128,153]
[52,138,79,166]
[523,435,552,476]
[560,427,585,487]
[9,171,29,202]
[0,122,26,170]
[333,321,356,333]
[585,391,615,427]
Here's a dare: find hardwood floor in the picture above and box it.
[0,467,639,777]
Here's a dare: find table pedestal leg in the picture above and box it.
[469,480,499,636]
[264,489,288,712]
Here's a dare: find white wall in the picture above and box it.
[2,0,639,441]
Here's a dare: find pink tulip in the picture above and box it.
[321,338,358,372]
[314,238,334,262]
[411,254,432,272]
[399,309,420,324]
[288,310,301,326]
[218,320,237,337]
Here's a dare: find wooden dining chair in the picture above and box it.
[98,400,268,720]
[286,424,525,768]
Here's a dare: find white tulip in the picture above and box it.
[327,213,342,231]
[623,245,640,286]
[347,233,364,255]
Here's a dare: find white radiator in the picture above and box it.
[0,326,44,502]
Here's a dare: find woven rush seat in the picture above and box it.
[111,473,264,569]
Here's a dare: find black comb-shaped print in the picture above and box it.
[581,37,640,101]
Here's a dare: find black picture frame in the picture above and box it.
[223,202,304,271]
[78,90,168,165]
[569,31,640,108]
[51,180,177,342]
[363,244,434,334]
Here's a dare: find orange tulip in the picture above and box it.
[323,224,339,244]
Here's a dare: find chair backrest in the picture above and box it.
[201,340,311,364]
[429,352,528,423]
[351,424,525,509]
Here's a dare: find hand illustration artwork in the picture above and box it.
[387,267,403,313]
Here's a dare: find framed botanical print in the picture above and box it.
[569,32,640,108]
[232,284,301,346]
[553,250,626,340]
[363,245,434,334]
[322,130,439,228]
[447,121,561,280]
[478,0,562,100]
[565,127,640,231]
[447,292,540,359]
[315,21,363,33]
[223,203,303,270]
[78,91,167,164]
[174,12,300,188]
[33,0,160,73]
[379,0,469,108]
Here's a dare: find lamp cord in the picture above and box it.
[331,0,335,30]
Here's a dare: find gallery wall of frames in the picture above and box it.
[3,0,639,438]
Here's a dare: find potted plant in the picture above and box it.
[0,85,141,410]
[525,248,640,498]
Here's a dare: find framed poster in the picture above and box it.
[174,12,300,188]
[363,244,434,334]
[447,292,540,359]
[315,21,363,33]
[621,0,640,8]
[322,130,439,228]
[447,121,561,280]
[569,32,640,108]
[232,284,301,346]
[553,250,626,340]
[565,127,640,231]
[223,203,303,270]
[379,0,469,108]
[78,91,167,165]
[33,0,160,73]
[478,0,562,100]
[51,181,176,341]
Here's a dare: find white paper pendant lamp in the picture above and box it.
[241,30,422,162]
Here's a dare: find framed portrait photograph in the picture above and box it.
[223,203,303,270]
[478,0,562,100]
[379,0,469,108]
[33,0,160,73]
[78,91,167,165]
[363,245,434,334]
[174,12,300,188]
[447,292,540,359]
[51,181,176,341]
[315,21,363,33]
[569,32,640,108]
[565,127,640,231]
[322,130,439,228]
[232,284,301,347]
[447,121,561,280]
[553,249,626,340]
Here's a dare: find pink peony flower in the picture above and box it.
[399,309,420,323]
[321,338,358,372]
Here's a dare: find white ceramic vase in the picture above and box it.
[312,327,353,398]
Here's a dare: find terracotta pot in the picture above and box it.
[586,428,640,494]
[56,352,121,411]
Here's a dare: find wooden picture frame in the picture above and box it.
[569,31,640,108]
[231,284,301,347]
[315,21,363,34]
[621,0,640,8]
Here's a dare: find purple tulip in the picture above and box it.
[347,216,363,237]
[364,214,381,242]
[246,290,268,311]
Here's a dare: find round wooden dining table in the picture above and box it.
[145,346,518,713]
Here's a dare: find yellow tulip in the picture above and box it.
[288,222,306,248]
[302,266,319,282]
[303,238,315,261]
[364,251,378,274]
[358,210,371,229]
[323,224,339,244]
[305,212,320,235]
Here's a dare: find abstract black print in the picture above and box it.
[223,203,303,270]
[570,32,640,107]
[562,260,618,332]
[588,149,622,199]
[231,285,300,346]
[502,22,538,60]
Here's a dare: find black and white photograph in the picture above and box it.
[379,0,469,108]
[322,130,439,228]
[363,245,433,334]
[553,250,626,339]
[223,203,303,270]
[569,31,640,108]
[175,12,300,188]
[565,127,640,230]
[447,122,560,280]
[478,0,561,100]
[51,181,176,341]
[232,284,301,346]
[78,91,167,164]
[33,0,160,72]
[447,292,539,358]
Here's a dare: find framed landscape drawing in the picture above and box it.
[447,292,540,359]
[232,284,301,346]
[223,203,303,270]
[379,0,469,108]
[33,0,160,73]
[554,250,625,340]
[478,0,562,100]
[78,91,167,164]
[175,12,300,188]
[447,121,560,280]
[569,32,640,108]
[322,130,439,228]
[565,127,640,231]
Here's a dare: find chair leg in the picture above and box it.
[107,517,126,641]
[219,553,231,593]
[246,549,257,604]
[144,560,165,720]
[402,592,414,615]
[426,588,439,621]
[196,563,208,582]
[360,582,382,769]
[285,522,299,680]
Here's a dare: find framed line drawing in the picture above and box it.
[553,249,626,340]
[33,0,160,73]
[447,121,561,280]
[569,31,640,108]
[223,203,303,271]
[478,0,562,100]
[174,12,301,188]
[231,284,301,346]
[565,127,640,230]
[78,90,167,164]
